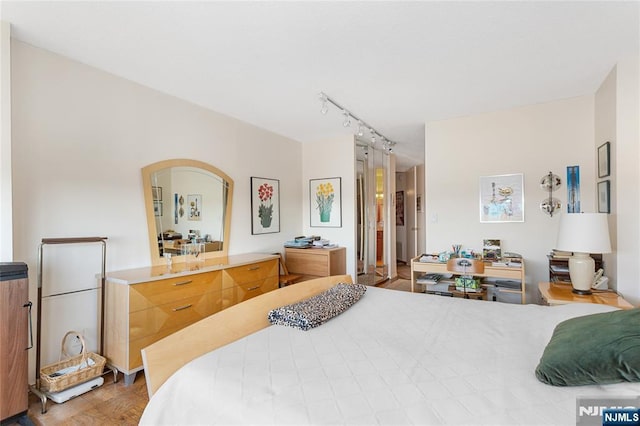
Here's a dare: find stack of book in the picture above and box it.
[416,273,452,293]
[492,252,522,267]
[418,254,440,263]
[550,249,572,259]
[284,237,313,248]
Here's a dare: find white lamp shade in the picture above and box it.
[556,213,612,254]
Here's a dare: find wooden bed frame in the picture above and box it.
[141,274,353,397]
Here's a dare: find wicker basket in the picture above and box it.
[39,331,106,393]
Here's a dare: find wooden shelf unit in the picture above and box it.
[284,247,346,280]
[410,256,526,304]
[548,254,602,283]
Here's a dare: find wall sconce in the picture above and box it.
[540,171,561,216]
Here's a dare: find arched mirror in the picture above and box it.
[142,159,234,265]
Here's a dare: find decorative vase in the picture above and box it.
[261,213,272,228]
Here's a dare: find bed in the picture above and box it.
[140,275,639,425]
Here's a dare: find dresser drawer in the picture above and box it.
[235,276,279,303]
[129,271,221,312]
[129,291,219,341]
[223,259,277,288]
[285,252,329,276]
[105,254,279,376]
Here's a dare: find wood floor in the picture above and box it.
[13,372,148,426]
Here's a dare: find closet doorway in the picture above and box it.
[356,141,390,285]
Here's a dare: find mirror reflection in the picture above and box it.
[142,159,234,265]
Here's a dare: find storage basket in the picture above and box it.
[39,331,106,393]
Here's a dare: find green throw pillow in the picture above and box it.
[535,308,640,386]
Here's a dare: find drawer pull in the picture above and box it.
[173,304,193,312]
[247,285,261,291]
[173,280,193,286]
[247,266,260,271]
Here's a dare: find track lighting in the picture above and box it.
[342,110,351,127]
[319,93,329,115]
[318,91,398,153]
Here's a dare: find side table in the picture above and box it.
[538,282,634,309]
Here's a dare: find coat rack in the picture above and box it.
[30,236,116,414]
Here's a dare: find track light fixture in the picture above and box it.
[319,93,329,115]
[342,110,351,127]
[318,91,397,153]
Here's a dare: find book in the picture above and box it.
[424,282,450,292]
[418,254,440,263]
[416,273,443,284]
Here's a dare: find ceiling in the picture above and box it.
[1,1,638,171]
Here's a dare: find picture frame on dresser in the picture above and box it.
[598,180,610,213]
[598,141,610,178]
[250,177,280,235]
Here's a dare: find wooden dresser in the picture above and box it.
[285,247,346,280]
[105,253,278,385]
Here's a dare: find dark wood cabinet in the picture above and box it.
[548,254,603,283]
[0,263,30,422]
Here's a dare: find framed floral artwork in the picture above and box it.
[310,177,342,227]
[251,177,280,234]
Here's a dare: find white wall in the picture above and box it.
[10,40,304,371]
[611,57,640,304]
[595,66,618,292]
[0,22,12,260]
[11,40,303,273]
[425,96,596,303]
[302,136,356,278]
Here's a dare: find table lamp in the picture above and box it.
[555,213,612,295]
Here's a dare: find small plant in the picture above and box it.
[257,182,274,228]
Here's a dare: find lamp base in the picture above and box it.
[571,288,592,295]
[568,252,595,296]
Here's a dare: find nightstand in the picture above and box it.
[538,282,634,309]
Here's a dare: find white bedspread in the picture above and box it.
[140,286,640,425]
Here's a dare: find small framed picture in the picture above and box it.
[598,180,610,214]
[187,194,202,221]
[598,142,610,178]
[250,177,280,235]
[154,201,163,217]
[479,173,525,223]
[310,177,342,227]
[152,186,162,201]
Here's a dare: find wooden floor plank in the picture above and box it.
[6,373,148,426]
